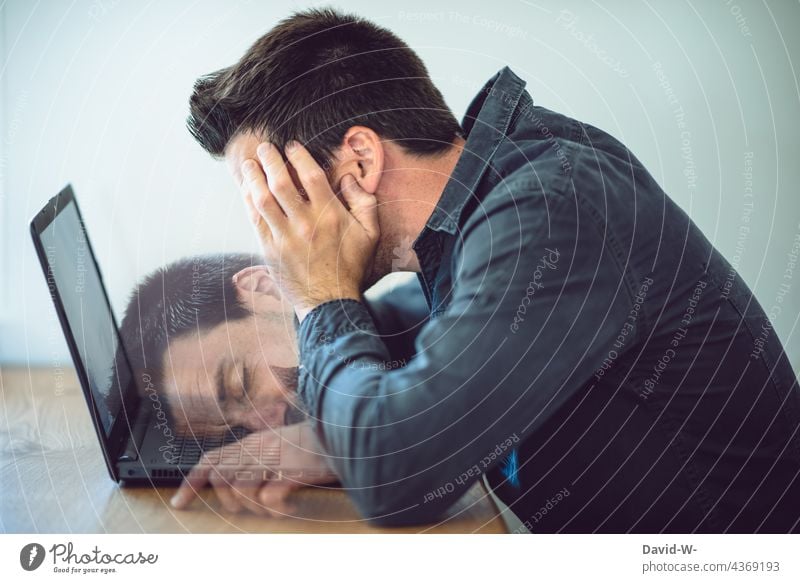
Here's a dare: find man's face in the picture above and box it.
[161,308,299,434]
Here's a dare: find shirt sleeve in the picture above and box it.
[296,186,635,526]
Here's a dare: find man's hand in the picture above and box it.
[170,422,338,516]
[240,141,380,321]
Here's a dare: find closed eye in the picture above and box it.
[215,359,226,404]
[242,362,252,399]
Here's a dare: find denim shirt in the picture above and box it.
[297,67,800,531]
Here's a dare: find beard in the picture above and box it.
[362,238,400,290]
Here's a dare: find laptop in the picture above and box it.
[30,184,252,485]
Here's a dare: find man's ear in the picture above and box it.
[339,126,384,195]
[232,265,280,313]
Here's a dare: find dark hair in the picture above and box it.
[187,7,462,168]
[117,253,260,396]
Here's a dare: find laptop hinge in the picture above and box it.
[118,407,150,462]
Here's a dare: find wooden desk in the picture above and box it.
[0,367,505,533]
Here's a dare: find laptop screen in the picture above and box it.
[40,199,126,436]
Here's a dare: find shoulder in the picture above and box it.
[469,125,585,225]
[459,165,575,244]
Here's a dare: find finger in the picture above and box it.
[257,142,302,217]
[209,466,242,513]
[231,478,270,516]
[241,188,260,227]
[170,464,211,509]
[340,174,379,239]
[243,191,272,246]
[241,158,285,233]
[258,479,298,518]
[284,141,334,207]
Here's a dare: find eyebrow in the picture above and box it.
[215,359,226,404]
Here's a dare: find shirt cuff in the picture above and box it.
[296,298,380,410]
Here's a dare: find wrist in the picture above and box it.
[294,290,362,324]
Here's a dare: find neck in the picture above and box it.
[385,136,466,272]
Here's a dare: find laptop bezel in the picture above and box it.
[30,184,141,482]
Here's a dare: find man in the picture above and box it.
[118,253,338,515]
[118,253,301,433]
[176,8,800,532]
[119,253,423,515]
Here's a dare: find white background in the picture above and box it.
[1,0,798,370]
[1,534,799,582]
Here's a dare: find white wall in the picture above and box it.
[1,0,798,371]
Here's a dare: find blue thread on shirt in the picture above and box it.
[501,449,520,487]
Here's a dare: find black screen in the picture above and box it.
[40,201,126,435]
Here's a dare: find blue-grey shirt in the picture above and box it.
[297,67,800,532]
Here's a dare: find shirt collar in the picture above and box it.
[415,66,528,239]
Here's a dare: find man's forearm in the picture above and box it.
[295,298,502,527]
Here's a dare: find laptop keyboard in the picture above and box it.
[168,426,281,467]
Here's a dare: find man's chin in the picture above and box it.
[170,400,299,435]
[238,400,289,431]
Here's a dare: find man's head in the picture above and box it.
[187,8,464,285]
[118,253,302,434]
